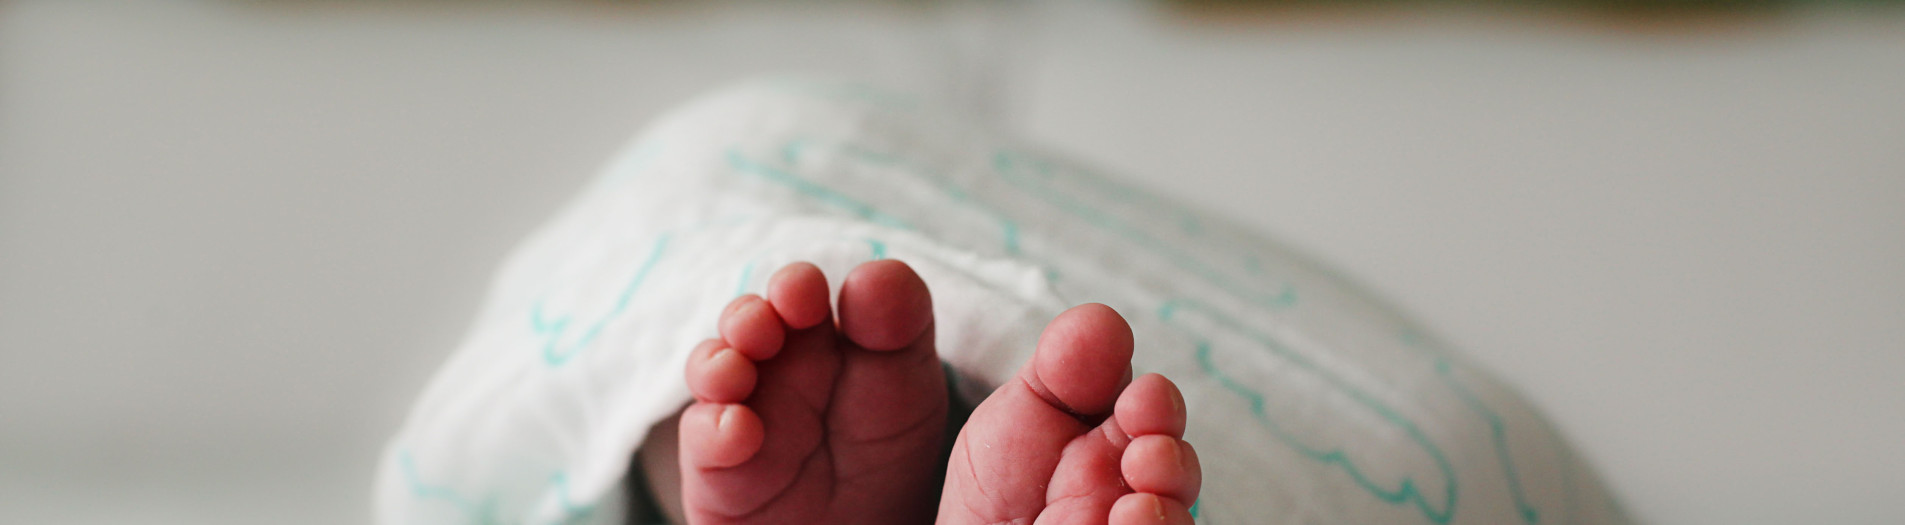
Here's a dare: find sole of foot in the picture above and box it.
[675,260,950,525]
[938,303,1202,525]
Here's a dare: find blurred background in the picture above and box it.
[2,1,1901,523]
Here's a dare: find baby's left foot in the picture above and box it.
[938,304,1203,525]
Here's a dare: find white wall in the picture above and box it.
[2,1,1900,523]
[1015,5,1905,524]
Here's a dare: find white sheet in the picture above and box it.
[376,79,1630,525]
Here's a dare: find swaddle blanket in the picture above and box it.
[375,79,1630,525]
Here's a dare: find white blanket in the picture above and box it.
[376,79,1630,525]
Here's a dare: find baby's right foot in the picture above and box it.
[938,304,1203,525]
[678,261,949,524]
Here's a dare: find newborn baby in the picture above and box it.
[634,260,1200,524]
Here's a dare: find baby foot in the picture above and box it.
[939,304,1203,525]
[678,260,949,525]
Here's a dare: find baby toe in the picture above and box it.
[1109,492,1195,525]
[679,403,765,469]
[766,262,831,330]
[686,338,757,403]
[1115,373,1187,439]
[719,295,785,360]
[1121,435,1201,504]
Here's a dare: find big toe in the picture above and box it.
[836,259,934,352]
[937,303,1138,524]
[1028,303,1136,418]
[822,259,949,510]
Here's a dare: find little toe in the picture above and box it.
[1120,435,1201,504]
[836,260,933,352]
[680,403,765,469]
[686,339,757,404]
[719,295,785,360]
[766,262,831,330]
[1114,374,1187,439]
[1029,303,1135,418]
[1108,493,1195,525]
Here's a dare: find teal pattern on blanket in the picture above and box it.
[399,451,594,525]
[706,133,1567,524]
[734,134,1556,523]
[1163,300,1460,523]
[379,80,1628,525]
[532,235,672,366]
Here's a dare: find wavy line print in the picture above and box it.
[1401,330,1541,524]
[779,139,1289,295]
[400,451,593,525]
[400,450,501,523]
[992,151,1296,309]
[734,260,757,297]
[781,139,1023,256]
[532,234,672,366]
[725,139,1531,523]
[544,472,597,525]
[995,148,1208,238]
[726,149,911,231]
[1160,300,1460,524]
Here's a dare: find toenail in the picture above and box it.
[1152,494,1167,520]
[717,405,737,430]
